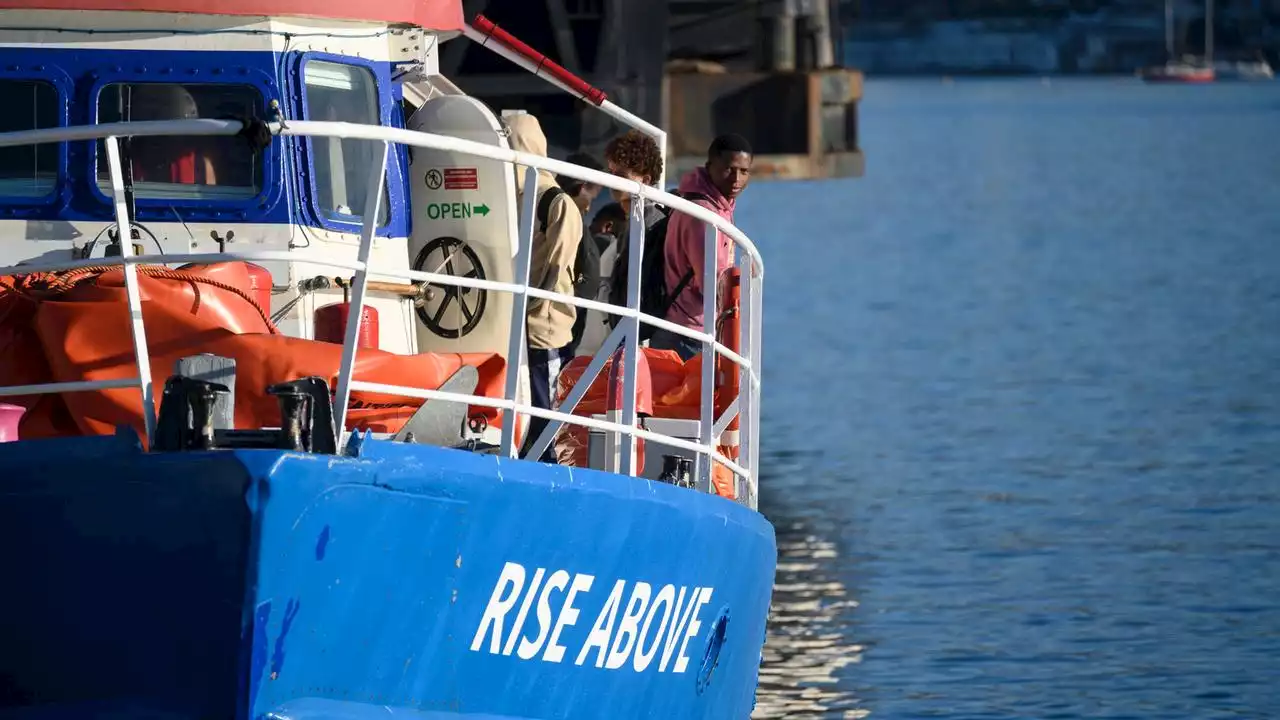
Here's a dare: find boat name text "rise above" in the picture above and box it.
[469,562,716,673]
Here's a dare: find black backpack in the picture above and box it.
[537,187,601,303]
[606,191,709,341]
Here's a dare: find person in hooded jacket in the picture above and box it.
[556,152,606,355]
[505,112,584,463]
[650,133,753,361]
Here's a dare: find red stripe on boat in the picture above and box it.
[0,0,464,30]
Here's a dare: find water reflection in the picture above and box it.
[753,509,867,718]
[740,80,1280,719]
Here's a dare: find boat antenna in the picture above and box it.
[1205,0,1214,65]
[108,85,140,255]
[121,86,138,225]
[101,86,142,257]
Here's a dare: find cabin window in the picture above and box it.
[303,60,388,227]
[0,79,59,198]
[95,82,262,200]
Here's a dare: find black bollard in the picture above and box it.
[187,382,220,450]
[270,386,311,451]
[658,455,694,489]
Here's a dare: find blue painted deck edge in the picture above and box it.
[0,437,777,720]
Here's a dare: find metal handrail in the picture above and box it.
[0,119,764,507]
[0,119,765,275]
[0,251,754,382]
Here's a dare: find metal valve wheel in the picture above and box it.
[412,236,487,339]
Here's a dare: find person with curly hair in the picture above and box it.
[602,130,667,313]
[603,130,664,210]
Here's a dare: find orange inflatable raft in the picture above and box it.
[0,261,509,446]
[554,270,745,500]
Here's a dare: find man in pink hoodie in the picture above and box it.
[650,134,753,360]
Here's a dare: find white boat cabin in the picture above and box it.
[0,0,765,505]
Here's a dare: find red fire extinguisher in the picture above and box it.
[314,287,379,350]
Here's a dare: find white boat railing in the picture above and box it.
[0,119,764,507]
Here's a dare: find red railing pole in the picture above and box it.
[469,15,608,106]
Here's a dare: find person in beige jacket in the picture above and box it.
[505,112,584,462]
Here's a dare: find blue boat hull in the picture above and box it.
[0,432,776,719]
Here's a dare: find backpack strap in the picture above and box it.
[660,269,695,319]
[536,186,565,233]
[657,191,713,316]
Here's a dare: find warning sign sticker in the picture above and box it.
[443,168,478,191]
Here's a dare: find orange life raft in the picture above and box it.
[0,261,508,446]
[554,270,745,500]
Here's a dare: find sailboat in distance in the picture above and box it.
[1141,0,1216,83]
[1214,51,1275,81]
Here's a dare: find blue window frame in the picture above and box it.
[0,77,65,205]
[79,54,284,224]
[94,81,264,202]
[298,57,390,230]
